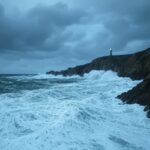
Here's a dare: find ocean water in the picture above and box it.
[0,71,149,150]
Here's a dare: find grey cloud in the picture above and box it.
[0,2,86,52]
[79,0,150,46]
[0,0,150,73]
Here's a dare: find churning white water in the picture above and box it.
[0,71,149,150]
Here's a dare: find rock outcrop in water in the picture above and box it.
[47,48,150,117]
[118,77,150,117]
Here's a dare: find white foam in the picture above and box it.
[0,71,149,150]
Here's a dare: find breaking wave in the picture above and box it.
[0,71,149,150]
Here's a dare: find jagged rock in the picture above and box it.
[117,78,150,117]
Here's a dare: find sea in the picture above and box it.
[0,70,150,150]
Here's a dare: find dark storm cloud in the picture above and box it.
[0,0,150,73]
[80,0,150,50]
[0,2,86,53]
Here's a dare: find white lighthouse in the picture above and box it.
[109,48,112,56]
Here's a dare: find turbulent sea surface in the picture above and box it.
[0,71,150,150]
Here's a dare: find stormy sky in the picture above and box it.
[0,0,150,74]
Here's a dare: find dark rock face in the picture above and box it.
[47,48,150,117]
[47,48,150,80]
[117,78,150,117]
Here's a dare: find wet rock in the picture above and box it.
[117,78,150,117]
[147,110,150,118]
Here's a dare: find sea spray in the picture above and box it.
[0,71,149,150]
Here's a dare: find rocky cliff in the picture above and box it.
[47,48,150,117]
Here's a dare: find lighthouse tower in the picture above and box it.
[109,48,112,56]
